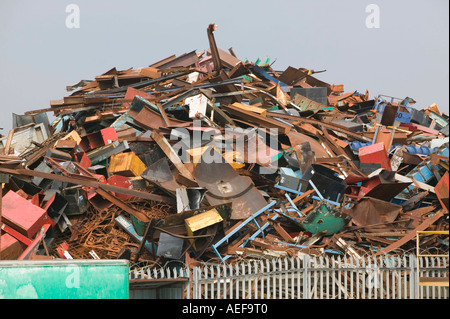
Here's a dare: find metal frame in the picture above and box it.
[416,230,449,298]
[211,201,277,263]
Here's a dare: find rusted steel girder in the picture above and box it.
[0,167,175,204]
[207,23,222,73]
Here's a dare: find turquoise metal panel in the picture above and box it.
[0,260,129,299]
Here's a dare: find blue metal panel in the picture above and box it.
[251,64,290,92]
[211,201,277,263]
[374,95,412,123]
[277,241,342,255]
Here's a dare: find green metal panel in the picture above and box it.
[0,259,129,299]
[301,202,347,235]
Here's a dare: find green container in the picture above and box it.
[0,259,129,299]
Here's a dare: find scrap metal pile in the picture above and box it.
[0,24,448,268]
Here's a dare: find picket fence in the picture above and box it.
[129,254,449,299]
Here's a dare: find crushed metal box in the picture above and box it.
[2,191,50,239]
[358,142,392,170]
[109,151,146,177]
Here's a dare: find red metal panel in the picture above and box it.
[81,127,119,151]
[435,171,449,212]
[17,224,50,260]
[107,174,133,201]
[347,185,361,197]
[0,233,24,260]
[400,123,442,136]
[2,191,50,239]
[358,142,392,170]
[31,193,44,208]
[1,222,33,246]
[123,87,154,108]
[87,127,118,149]
[358,176,382,197]
[100,127,118,145]
[74,151,92,168]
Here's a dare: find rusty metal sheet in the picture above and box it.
[267,111,373,142]
[233,130,280,167]
[278,66,307,86]
[372,209,444,256]
[141,157,180,195]
[402,151,425,165]
[155,50,199,70]
[435,170,449,212]
[291,92,327,112]
[343,197,402,227]
[0,167,174,204]
[122,87,155,108]
[380,103,399,126]
[206,47,242,70]
[193,152,268,220]
[286,131,330,158]
[403,205,436,228]
[129,96,188,130]
[221,104,291,134]
[151,130,195,181]
[374,128,394,152]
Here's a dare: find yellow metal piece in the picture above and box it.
[419,282,448,287]
[232,102,267,117]
[438,161,449,170]
[60,130,82,145]
[419,277,449,287]
[419,282,449,287]
[187,146,245,169]
[187,146,220,165]
[185,209,223,249]
[222,150,245,169]
[185,209,223,233]
[109,152,146,177]
[417,231,449,235]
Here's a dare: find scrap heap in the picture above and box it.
[0,24,448,268]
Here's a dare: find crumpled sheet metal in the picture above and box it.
[193,156,268,220]
[343,197,402,227]
[287,131,330,159]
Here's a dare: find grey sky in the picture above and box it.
[0,0,448,134]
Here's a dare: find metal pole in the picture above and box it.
[207,23,222,73]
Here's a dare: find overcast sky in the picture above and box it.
[0,0,448,134]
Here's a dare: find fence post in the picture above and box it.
[303,255,311,299]
[185,267,191,299]
[192,266,199,299]
[409,254,417,299]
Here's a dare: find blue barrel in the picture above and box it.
[420,146,430,155]
[406,145,417,154]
